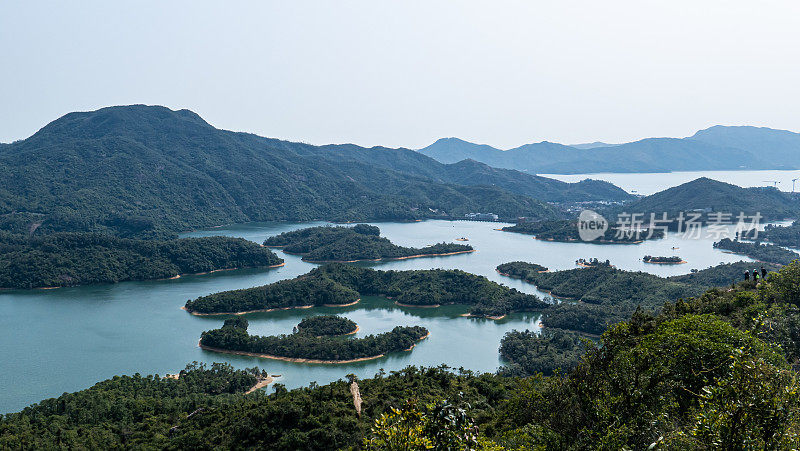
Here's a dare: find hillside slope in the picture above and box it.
[2,105,616,237]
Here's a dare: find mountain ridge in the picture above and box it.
[418,125,800,174]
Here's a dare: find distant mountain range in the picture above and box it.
[418,126,800,174]
[0,105,632,238]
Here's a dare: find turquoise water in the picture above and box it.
[0,220,756,413]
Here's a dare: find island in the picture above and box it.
[0,232,284,289]
[297,315,358,336]
[499,328,586,376]
[199,317,429,363]
[575,258,612,268]
[185,263,550,319]
[500,220,665,244]
[263,224,473,262]
[643,255,685,264]
[713,238,799,266]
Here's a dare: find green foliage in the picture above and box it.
[499,328,586,376]
[763,220,800,248]
[714,238,799,266]
[0,362,264,449]
[297,315,358,336]
[186,263,549,318]
[665,346,800,449]
[200,320,429,362]
[0,106,560,237]
[0,232,282,288]
[264,224,472,262]
[364,398,481,450]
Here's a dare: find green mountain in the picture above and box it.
[418,126,800,174]
[0,106,634,238]
[615,177,798,220]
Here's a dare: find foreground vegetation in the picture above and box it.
[200,317,428,362]
[264,224,472,262]
[714,237,800,265]
[0,232,283,289]
[501,219,665,243]
[186,263,549,318]
[7,263,800,448]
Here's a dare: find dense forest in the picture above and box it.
[0,105,589,239]
[496,260,771,335]
[714,237,800,265]
[501,219,665,243]
[186,263,549,318]
[6,263,800,448]
[498,328,586,376]
[0,232,283,289]
[297,315,358,336]
[762,220,800,248]
[264,224,472,262]
[200,316,428,362]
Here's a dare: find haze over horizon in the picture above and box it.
[2,1,800,148]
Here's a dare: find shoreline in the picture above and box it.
[244,376,275,394]
[394,301,441,308]
[460,313,507,320]
[198,332,429,364]
[301,249,475,264]
[643,260,687,265]
[183,298,361,316]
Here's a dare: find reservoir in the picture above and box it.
[0,219,757,413]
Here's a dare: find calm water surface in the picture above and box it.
[0,219,759,413]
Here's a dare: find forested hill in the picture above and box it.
[0,233,283,289]
[263,224,473,262]
[611,177,798,220]
[0,105,633,238]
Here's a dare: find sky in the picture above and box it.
[2,1,800,149]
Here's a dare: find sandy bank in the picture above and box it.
[244,376,274,394]
[301,249,475,264]
[394,301,441,308]
[643,260,687,264]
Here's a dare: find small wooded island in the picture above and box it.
[500,220,665,244]
[714,238,799,266]
[185,263,549,318]
[0,232,284,289]
[263,224,473,262]
[643,255,685,264]
[296,315,358,336]
[199,317,428,363]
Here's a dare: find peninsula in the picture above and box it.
[264,224,473,262]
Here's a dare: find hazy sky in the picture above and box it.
[2,1,799,148]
